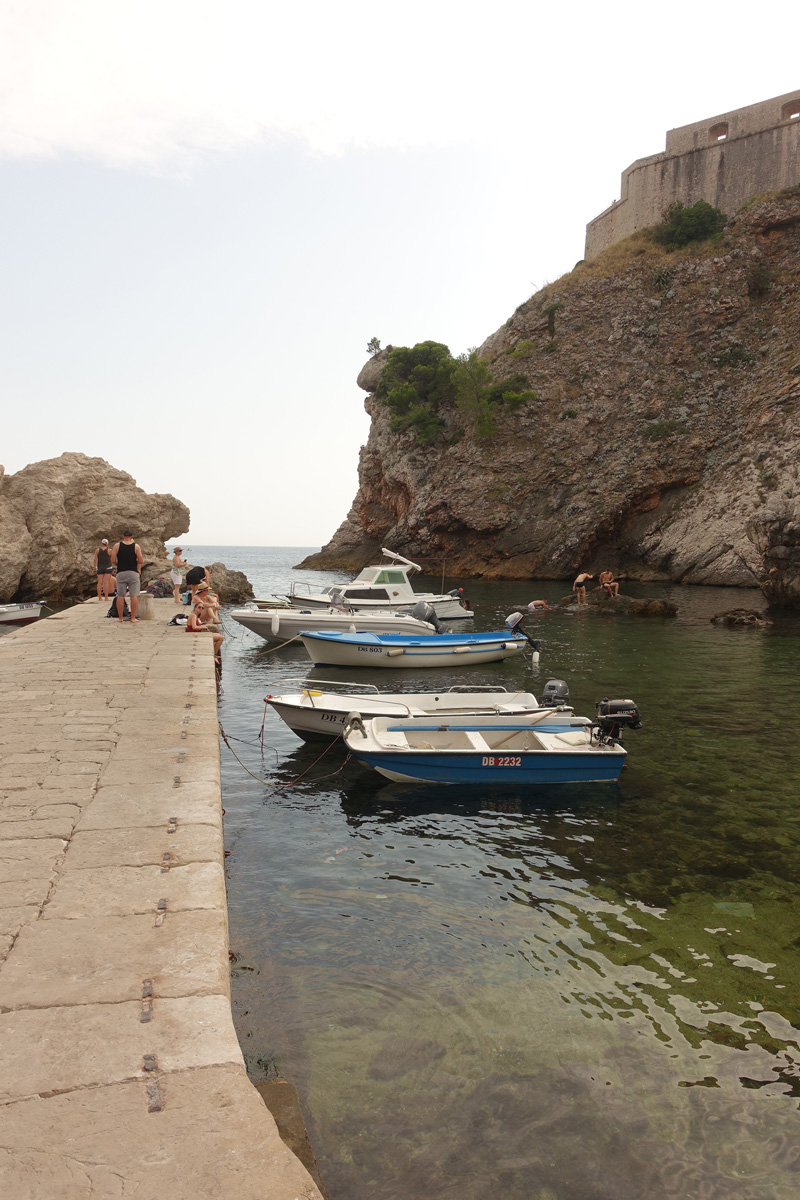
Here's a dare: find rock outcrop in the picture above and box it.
[203,562,254,603]
[0,454,190,601]
[301,191,800,607]
[557,591,678,617]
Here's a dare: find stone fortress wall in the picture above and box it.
[585,90,800,259]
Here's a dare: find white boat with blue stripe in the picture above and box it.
[342,700,642,785]
[299,612,540,669]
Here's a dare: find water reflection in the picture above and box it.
[212,548,800,1200]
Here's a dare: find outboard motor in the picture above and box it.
[540,678,570,708]
[505,612,541,661]
[411,600,448,634]
[594,698,643,741]
[448,587,471,611]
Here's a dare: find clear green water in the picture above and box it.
[209,547,800,1200]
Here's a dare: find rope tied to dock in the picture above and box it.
[219,721,351,789]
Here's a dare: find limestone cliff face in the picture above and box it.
[302,193,800,606]
[0,453,190,601]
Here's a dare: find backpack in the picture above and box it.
[107,598,130,619]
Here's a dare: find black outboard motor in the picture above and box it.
[505,612,541,659]
[411,600,448,634]
[594,698,643,741]
[540,679,570,707]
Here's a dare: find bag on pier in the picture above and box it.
[106,598,130,619]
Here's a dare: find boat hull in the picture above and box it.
[352,748,623,787]
[230,607,435,643]
[351,747,625,785]
[0,603,44,626]
[269,690,575,741]
[299,633,526,669]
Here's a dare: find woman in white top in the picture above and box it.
[170,547,188,604]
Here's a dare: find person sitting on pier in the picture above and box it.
[572,572,593,606]
[598,569,620,598]
[195,581,221,628]
[187,600,223,662]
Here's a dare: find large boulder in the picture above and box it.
[0,453,190,601]
[204,561,254,603]
[558,589,678,617]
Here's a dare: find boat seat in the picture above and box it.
[553,730,591,746]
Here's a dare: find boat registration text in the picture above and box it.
[481,755,522,767]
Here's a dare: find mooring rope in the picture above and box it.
[219,721,350,789]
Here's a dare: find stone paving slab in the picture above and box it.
[0,1065,321,1200]
[44,861,227,919]
[0,909,230,1007]
[0,600,323,1199]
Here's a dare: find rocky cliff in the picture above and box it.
[0,453,190,601]
[302,191,800,607]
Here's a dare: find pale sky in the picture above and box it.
[1,1,796,543]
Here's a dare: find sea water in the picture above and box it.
[203,546,800,1200]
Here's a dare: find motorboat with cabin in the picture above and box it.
[286,548,473,620]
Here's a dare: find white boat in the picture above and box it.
[0,602,45,627]
[342,701,641,785]
[268,683,578,741]
[299,626,533,669]
[287,548,473,620]
[229,605,438,643]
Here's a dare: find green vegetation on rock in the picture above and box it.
[651,200,727,250]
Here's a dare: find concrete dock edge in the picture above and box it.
[0,600,323,1199]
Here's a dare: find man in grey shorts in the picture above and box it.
[111,529,144,623]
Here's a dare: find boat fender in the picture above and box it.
[349,624,356,632]
[453,645,470,654]
[387,648,404,657]
[344,712,368,738]
[271,614,280,636]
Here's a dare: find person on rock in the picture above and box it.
[572,572,593,605]
[111,530,143,623]
[527,598,551,612]
[598,569,620,598]
[93,538,115,601]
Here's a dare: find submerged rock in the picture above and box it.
[710,608,773,626]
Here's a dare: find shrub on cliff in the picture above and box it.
[377,342,536,443]
[376,341,456,443]
[652,200,727,249]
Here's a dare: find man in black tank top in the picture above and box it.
[111,530,144,623]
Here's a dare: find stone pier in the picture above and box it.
[0,601,322,1199]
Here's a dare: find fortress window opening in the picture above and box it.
[781,100,800,121]
[710,122,728,142]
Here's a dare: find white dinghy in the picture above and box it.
[268,682,577,742]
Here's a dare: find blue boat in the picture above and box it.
[342,703,641,785]
[299,614,540,669]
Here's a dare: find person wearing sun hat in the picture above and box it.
[92,538,115,601]
[195,580,221,629]
[170,546,188,604]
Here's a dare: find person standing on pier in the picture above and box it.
[111,530,143,623]
[92,538,115,601]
